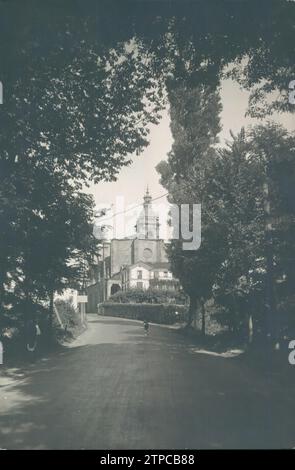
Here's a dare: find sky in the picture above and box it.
[86,79,294,239]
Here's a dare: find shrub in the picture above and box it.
[100,302,188,324]
[54,299,79,328]
[54,299,86,341]
[107,287,187,305]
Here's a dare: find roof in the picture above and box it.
[120,261,171,272]
[121,261,153,271]
[146,262,171,270]
[150,261,171,270]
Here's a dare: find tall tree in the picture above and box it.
[157,84,223,329]
[248,123,295,344]
[0,13,164,336]
[207,124,295,345]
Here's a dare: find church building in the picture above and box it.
[86,189,178,312]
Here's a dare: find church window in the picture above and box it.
[143,248,152,259]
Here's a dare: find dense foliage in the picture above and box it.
[1,1,294,348]
[108,287,187,305]
[158,94,295,344]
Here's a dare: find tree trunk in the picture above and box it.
[263,180,278,348]
[200,298,206,337]
[248,313,253,345]
[0,283,5,313]
[24,284,31,341]
[187,296,197,327]
[232,296,238,338]
[48,290,54,344]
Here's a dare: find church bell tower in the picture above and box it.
[135,187,160,239]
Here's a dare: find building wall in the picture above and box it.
[102,241,111,260]
[132,239,168,264]
[87,281,105,312]
[128,265,150,289]
[150,269,173,280]
[122,265,174,291]
[87,235,173,310]
[110,239,133,276]
[111,239,168,277]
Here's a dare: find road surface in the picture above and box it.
[1,314,295,449]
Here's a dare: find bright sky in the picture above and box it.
[87,79,294,238]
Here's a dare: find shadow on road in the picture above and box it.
[1,317,295,449]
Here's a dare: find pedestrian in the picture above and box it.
[143,319,149,336]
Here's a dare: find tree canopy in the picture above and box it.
[1,1,294,345]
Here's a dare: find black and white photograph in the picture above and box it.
[0,0,295,456]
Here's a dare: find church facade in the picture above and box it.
[86,189,178,312]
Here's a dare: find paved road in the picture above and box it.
[1,315,295,449]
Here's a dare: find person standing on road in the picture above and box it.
[143,319,149,336]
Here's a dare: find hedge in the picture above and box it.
[99,302,188,325]
[108,287,187,305]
